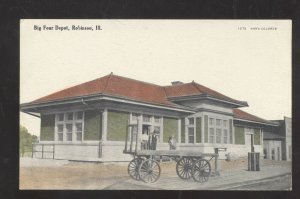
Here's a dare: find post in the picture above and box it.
[42,144,44,159]
[130,127,133,152]
[53,144,55,159]
[135,118,139,153]
[98,141,102,158]
[32,144,34,158]
[125,119,129,152]
[102,108,108,142]
[251,134,254,152]
[214,148,221,176]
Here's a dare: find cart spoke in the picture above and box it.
[176,157,193,180]
[192,159,211,183]
[139,159,161,183]
[128,157,144,180]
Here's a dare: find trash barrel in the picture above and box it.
[248,152,260,171]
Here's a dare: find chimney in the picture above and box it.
[171,81,184,85]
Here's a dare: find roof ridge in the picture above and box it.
[163,82,193,88]
[193,82,243,103]
[191,81,202,93]
[162,86,168,99]
[103,72,113,92]
[109,73,162,87]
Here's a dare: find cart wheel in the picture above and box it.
[176,157,193,180]
[138,159,161,183]
[192,159,211,182]
[128,157,143,180]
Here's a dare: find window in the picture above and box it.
[132,113,139,122]
[208,116,229,144]
[55,111,84,142]
[76,112,83,120]
[75,123,83,141]
[58,113,64,121]
[216,129,222,143]
[209,128,214,143]
[188,118,194,125]
[209,118,214,126]
[154,116,160,123]
[66,123,73,141]
[223,129,228,144]
[188,127,194,143]
[223,120,227,128]
[216,119,221,127]
[143,115,151,122]
[66,112,73,121]
[57,124,63,141]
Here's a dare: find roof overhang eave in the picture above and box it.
[168,94,248,108]
[234,117,279,127]
[20,94,195,114]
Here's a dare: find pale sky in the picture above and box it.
[20,20,291,136]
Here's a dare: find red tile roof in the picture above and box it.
[164,82,244,105]
[31,73,246,107]
[32,75,110,103]
[233,109,271,124]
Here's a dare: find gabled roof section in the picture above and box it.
[164,83,200,97]
[30,73,175,107]
[164,82,248,107]
[26,73,248,109]
[103,74,174,106]
[233,109,276,125]
[32,75,110,103]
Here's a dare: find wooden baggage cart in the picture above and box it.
[123,121,220,183]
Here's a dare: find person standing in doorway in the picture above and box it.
[151,130,159,150]
[141,129,149,150]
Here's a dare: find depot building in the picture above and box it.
[20,73,278,162]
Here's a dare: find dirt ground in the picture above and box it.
[19,158,290,190]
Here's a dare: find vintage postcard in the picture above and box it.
[20,19,291,190]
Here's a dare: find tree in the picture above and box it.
[20,125,38,157]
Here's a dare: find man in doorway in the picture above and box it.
[150,130,159,150]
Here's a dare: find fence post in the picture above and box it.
[53,144,55,159]
[98,141,102,158]
[42,144,44,159]
[32,144,34,158]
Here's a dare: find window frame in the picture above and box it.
[55,111,84,142]
[208,116,229,144]
[185,117,196,144]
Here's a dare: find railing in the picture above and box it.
[32,143,55,159]
[32,141,103,159]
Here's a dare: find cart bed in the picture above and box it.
[134,150,217,158]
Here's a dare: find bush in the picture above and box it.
[20,125,38,157]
